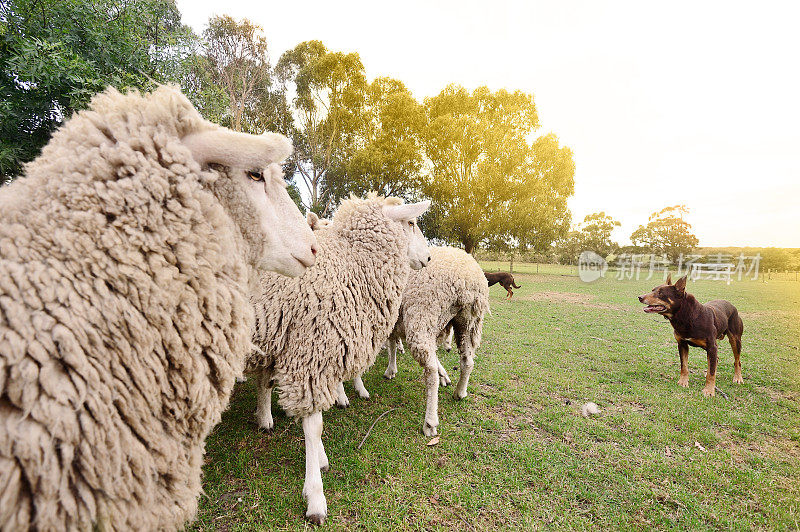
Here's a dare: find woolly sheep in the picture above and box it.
[341,328,452,406]
[247,194,430,524]
[0,85,316,530]
[352,246,489,436]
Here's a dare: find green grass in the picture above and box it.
[193,266,800,530]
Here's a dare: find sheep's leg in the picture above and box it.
[334,381,350,408]
[384,338,399,379]
[353,374,370,399]
[318,435,329,472]
[255,372,274,431]
[453,340,475,401]
[454,331,475,400]
[440,326,454,352]
[418,342,440,437]
[437,359,451,387]
[302,412,327,525]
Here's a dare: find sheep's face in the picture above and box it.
[182,129,317,277]
[383,201,431,270]
[238,163,317,277]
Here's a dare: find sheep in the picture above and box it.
[0,85,316,530]
[247,194,431,524]
[350,246,489,437]
[339,329,452,407]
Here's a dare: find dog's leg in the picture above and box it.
[677,341,689,387]
[729,334,743,384]
[702,342,718,397]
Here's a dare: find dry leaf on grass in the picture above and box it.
[694,441,707,452]
[427,436,440,446]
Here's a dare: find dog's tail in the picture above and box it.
[512,282,521,288]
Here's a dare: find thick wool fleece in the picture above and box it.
[392,246,489,360]
[248,195,410,417]
[0,87,259,530]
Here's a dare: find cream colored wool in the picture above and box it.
[0,86,287,530]
[247,195,412,418]
[387,246,489,435]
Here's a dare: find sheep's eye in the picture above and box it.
[408,220,414,227]
[247,170,263,182]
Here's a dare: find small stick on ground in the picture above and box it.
[358,407,397,450]
[714,386,729,399]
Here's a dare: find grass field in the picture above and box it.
[192,265,800,530]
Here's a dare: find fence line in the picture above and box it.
[478,261,800,282]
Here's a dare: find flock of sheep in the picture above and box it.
[0,85,490,528]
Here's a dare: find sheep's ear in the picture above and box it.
[307,212,320,229]
[674,275,688,293]
[182,129,293,169]
[383,200,431,221]
[665,273,672,285]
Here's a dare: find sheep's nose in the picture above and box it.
[311,244,318,256]
[638,296,644,303]
[427,255,431,262]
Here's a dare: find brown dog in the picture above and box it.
[484,271,521,299]
[638,274,743,396]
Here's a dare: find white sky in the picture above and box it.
[177,0,800,247]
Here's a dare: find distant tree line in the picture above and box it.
[1,1,575,256]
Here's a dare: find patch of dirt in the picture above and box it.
[519,291,631,312]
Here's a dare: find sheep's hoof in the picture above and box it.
[335,396,350,408]
[357,391,370,400]
[320,464,329,473]
[383,369,397,380]
[251,417,274,433]
[454,390,468,401]
[422,422,438,437]
[306,513,326,526]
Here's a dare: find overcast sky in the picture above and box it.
[177,0,800,247]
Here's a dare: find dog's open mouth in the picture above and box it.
[643,304,666,313]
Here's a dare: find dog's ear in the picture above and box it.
[665,273,672,285]
[674,275,688,293]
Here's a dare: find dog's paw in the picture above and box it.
[677,376,689,388]
[702,386,716,397]
[733,374,744,384]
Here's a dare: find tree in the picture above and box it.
[325,77,426,204]
[578,212,621,257]
[554,212,620,264]
[197,16,291,135]
[276,41,367,214]
[0,0,195,183]
[630,205,699,262]
[421,85,575,254]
